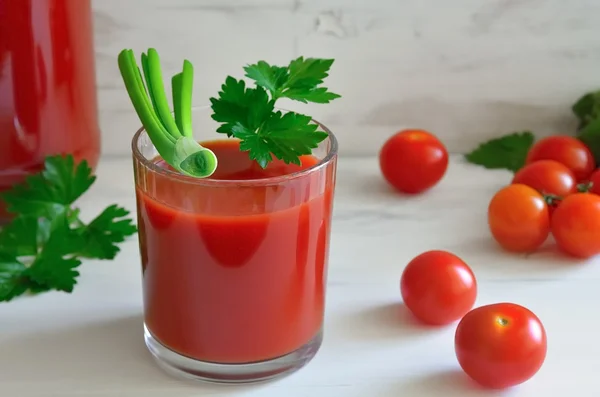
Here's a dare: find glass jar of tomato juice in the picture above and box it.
[0,0,101,221]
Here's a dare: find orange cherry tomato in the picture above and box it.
[455,303,547,389]
[488,184,550,253]
[400,250,477,326]
[525,135,595,181]
[551,192,600,258]
[379,129,448,194]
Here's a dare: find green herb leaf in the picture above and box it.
[25,218,83,293]
[210,77,274,136]
[232,124,274,168]
[244,57,341,104]
[0,154,138,302]
[214,56,341,168]
[75,204,138,260]
[243,61,288,97]
[262,111,327,160]
[232,111,327,167]
[464,131,535,173]
[573,90,600,130]
[0,155,95,218]
[280,57,340,104]
[577,118,600,165]
[0,253,28,302]
[0,216,39,257]
[286,57,334,89]
[282,87,341,104]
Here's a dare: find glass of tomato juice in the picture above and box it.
[132,106,338,383]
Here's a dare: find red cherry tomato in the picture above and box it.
[455,303,547,389]
[551,192,600,258]
[525,135,595,181]
[588,168,600,195]
[379,129,448,194]
[488,184,550,253]
[512,159,577,197]
[400,250,477,326]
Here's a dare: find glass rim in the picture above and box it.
[131,105,338,187]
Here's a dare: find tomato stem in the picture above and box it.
[543,193,562,208]
[578,181,593,193]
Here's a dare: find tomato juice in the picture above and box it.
[134,139,336,364]
[0,0,100,220]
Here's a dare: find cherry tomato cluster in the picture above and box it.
[380,130,549,390]
[489,135,600,258]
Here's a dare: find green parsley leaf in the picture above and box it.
[232,111,327,168]
[577,118,600,165]
[0,154,95,218]
[232,124,274,168]
[0,216,39,257]
[464,131,535,173]
[26,256,81,294]
[572,90,600,130]
[262,111,327,159]
[244,57,341,104]
[0,154,137,302]
[0,253,28,302]
[210,77,274,136]
[213,56,341,168]
[280,57,341,104]
[282,87,341,104]
[75,204,137,260]
[287,57,334,88]
[25,218,83,293]
[243,61,288,96]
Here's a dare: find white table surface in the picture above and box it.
[1,155,597,397]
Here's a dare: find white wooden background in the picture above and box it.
[92,0,600,156]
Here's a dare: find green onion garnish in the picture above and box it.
[117,48,217,178]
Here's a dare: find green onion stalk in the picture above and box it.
[117,48,217,177]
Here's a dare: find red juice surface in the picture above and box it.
[136,139,335,363]
[0,0,100,219]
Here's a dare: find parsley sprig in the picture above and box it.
[210,56,341,168]
[0,155,137,302]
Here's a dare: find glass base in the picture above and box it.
[144,325,323,384]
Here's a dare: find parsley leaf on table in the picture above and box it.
[0,154,137,302]
[213,56,341,168]
[0,253,28,302]
[573,89,600,130]
[75,204,138,260]
[25,217,83,293]
[464,131,535,173]
[577,118,600,166]
[0,216,39,257]
[1,155,95,219]
[572,89,600,165]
